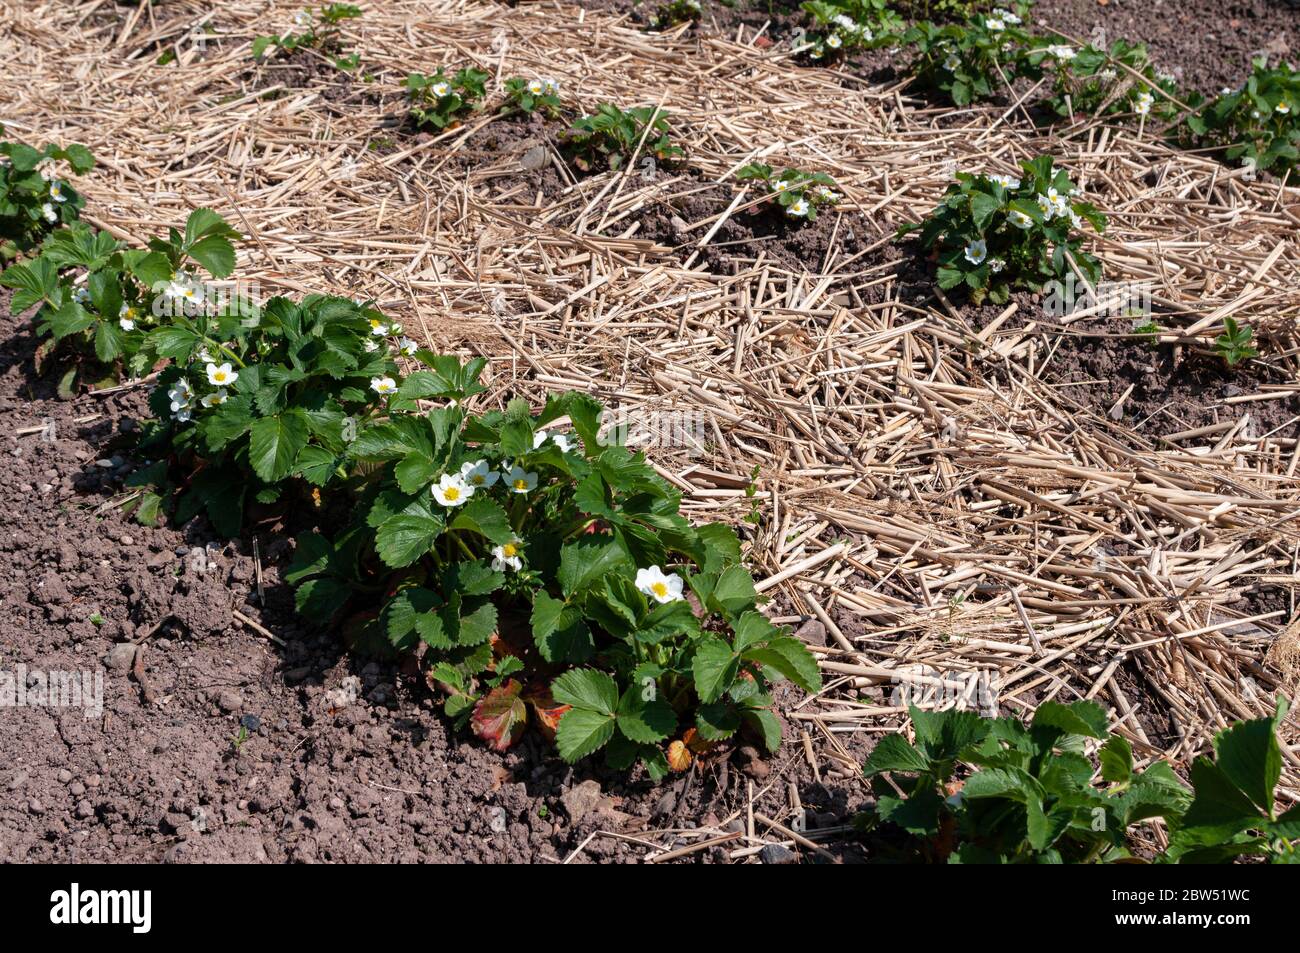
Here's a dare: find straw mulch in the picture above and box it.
[4,0,1299,829]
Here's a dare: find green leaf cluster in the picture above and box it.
[287,382,820,778]
[735,163,840,223]
[862,697,1299,863]
[1183,59,1300,179]
[0,134,94,261]
[565,104,684,173]
[406,68,490,131]
[902,155,1106,304]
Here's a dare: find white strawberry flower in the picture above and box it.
[826,33,842,50]
[505,465,538,494]
[772,179,790,193]
[1047,44,1075,61]
[1277,101,1292,115]
[833,13,854,29]
[551,432,576,453]
[491,538,524,572]
[72,286,90,305]
[635,565,684,604]
[431,81,451,98]
[49,182,67,203]
[118,304,137,331]
[201,389,229,408]
[369,318,388,336]
[527,79,546,96]
[989,173,1020,190]
[964,239,987,265]
[1036,193,1055,217]
[206,362,238,387]
[943,52,960,71]
[995,8,1021,24]
[197,347,214,364]
[168,380,194,421]
[1008,209,1034,229]
[542,77,560,95]
[363,339,379,352]
[370,376,397,395]
[986,16,1005,31]
[41,203,57,223]
[1047,188,1069,218]
[1069,209,1085,229]
[460,459,500,489]
[397,337,418,355]
[293,9,312,27]
[432,473,473,507]
[163,271,201,308]
[815,185,840,202]
[1134,91,1153,115]
[787,197,811,218]
[989,258,1005,273]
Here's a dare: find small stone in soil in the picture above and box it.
[103,643,137,671]
[240,714,262,732]
[216,689,243,713]
[560,779,604,825]
[759,844,799,865]
[486,805,508,833]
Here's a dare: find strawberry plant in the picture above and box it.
[862,698,1298,863]
[736,163,841,222]
[1163,698,1299,864]
[1184,59,1300,179]
[1027,39,1181,123]
[252,4,363,67]
[1214,317,1257,367]
[861,700,1190,862]
[650,0,704,28]
[286,379,820,779]
[901,155,1105,304]
[2,209,241,394]
[565,104,684,173]
[502,76,562,118]
[126,287,406,535]
[900,8,1036,106]
[406,68,490,131]
[0,134,94,261]
[800,0,904,61]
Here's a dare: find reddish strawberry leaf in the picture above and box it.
[472,679,528,751]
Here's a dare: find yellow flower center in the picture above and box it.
[514,479,527,491]
[502,543,517,558]
[444,486,460,501]
[214,371,228,383]
[470,475,484,485]
[652,582,668,598]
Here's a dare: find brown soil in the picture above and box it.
[0,292,866,863]
[246,47,385,108]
